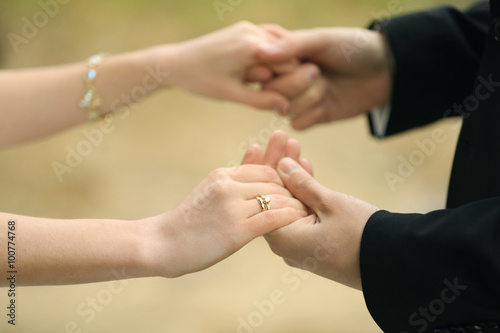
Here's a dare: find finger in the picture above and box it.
[246,65,274,83]
[229,164,283,185]
[263,63,320,99]
[245,194,308,218]
[245,207,306,238]
[257,25,297,74]
[257,24,300,76]
[263,213,318,259]
[285,139,301,161]
[260,24,291,39]
[241,144,264,165]
[239,181,292,199]
[299,158,314,176]
[256,29,331,63]
[277,157,327,211]
[287,79,328,117]
[263,130,288,168]
[246,60,301,83]
[225,83,290,111]
[290,101,327,130]
[268,58,301,75]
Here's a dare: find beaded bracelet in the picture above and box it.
[79,53,109,120]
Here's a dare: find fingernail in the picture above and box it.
[306,66,319,82]
[259,43,281,54]
[279,157,299,176]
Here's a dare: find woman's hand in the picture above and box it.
[146,164,307,278]
[159,21,298,111]
[241,130,313,175]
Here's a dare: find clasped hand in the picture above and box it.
[164,21,391,126]
[148,131,378,291]
[242,131,379,291]
[148,22,387,290]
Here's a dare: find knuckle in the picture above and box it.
[235,21,256,34]
[209,168,230,182]
[207,169,232,196]
[262,166,280,182]
[274,185,291,197]
[236,20,252,28]
[272,193,288,205]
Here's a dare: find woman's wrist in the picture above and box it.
[145,43,186,90]
[94,217,163,282]
[92,46,173,113]
[135,211,179,279]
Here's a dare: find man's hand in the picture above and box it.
[266,157,379,290]
[252,27,393,130]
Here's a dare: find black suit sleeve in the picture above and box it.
[360,3,500,332]
[369,2,489,137]
[360,198,500,332]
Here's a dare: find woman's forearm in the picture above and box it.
[0,212,159,286]
[0,22,296,148]
[0,46,175,147]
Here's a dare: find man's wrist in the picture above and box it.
[370,25,394,105]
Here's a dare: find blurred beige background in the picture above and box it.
[0,0,475,332]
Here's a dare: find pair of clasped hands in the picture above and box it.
[147,22,391,290]
[157,131,377,291]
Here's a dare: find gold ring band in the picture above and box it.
[256,196,271,212]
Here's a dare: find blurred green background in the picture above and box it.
[0,0,475,332]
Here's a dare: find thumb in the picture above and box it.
[226,83,290,111]
[277,157,325,211]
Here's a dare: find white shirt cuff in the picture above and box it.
[370,103,391,138]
